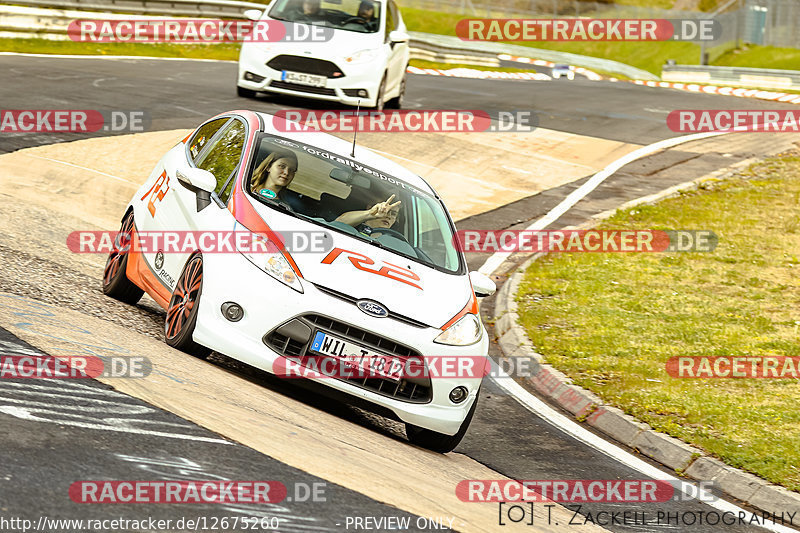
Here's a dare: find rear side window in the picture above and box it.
[195,120,246,202]
[188,118,228,162]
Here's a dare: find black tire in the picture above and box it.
[237,86,257,98]
[373,74,387,112]
[405,392,479,453]
[386,72,405,110]
[102,210,144,305]
[165,254,211,359]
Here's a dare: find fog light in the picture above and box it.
[358,89,368,97]
[449,386,468,404]
[244,71,265,83]
[221,302,243,322]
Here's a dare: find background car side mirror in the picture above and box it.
[177,168,217,211]
[243,9,263,21]
[469,271,496,298]
[388,30,409,43]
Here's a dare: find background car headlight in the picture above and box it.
[344,48,379,64]
[235,225,303,293]
[434,313,482,346]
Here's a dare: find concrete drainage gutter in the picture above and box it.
[491,157,800,519]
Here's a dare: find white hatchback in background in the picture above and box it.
[237,0,410,111]
[551,63,575,80]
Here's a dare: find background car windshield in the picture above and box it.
[247,134,461,273]
[269,0,381,33]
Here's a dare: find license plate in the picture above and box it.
[310,331,404,381]
[281,70,327,87]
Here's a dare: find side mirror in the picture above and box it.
[243,9,263,21]
[177,168,217,211]
[388,30,409,43]
[469,271,496,298]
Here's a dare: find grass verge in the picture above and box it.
[401,7,800,76]
[0,37,240,60]
[516,153,800,491]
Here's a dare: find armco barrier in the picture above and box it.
[663,64,800,91]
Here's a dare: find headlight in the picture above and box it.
[434,313,482,346]
[344,48,379,64]
[235,224,303,293]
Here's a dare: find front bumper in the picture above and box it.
[237,51,382,107]
[193,252,487,435]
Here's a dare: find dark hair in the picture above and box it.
[252,150,298,190]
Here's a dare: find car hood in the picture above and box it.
[250,203,471,330]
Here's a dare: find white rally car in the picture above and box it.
[103,110,496,452]
[236,0,409,111]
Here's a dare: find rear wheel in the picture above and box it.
[165,254,211,359]
[102,211,144,305]
[237,86,256,98]
[405,392,479,453]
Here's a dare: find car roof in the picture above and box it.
[253,111,437,196]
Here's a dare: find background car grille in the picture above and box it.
[264,314,432,403]
[268,80,337,96]
[267,55,344,77]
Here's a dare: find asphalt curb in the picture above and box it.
[491,154,800,518]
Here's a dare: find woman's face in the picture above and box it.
[264,157,297,191]
[366,205,399,228]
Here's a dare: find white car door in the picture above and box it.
[141,117,246,293]
[383,0,407,93]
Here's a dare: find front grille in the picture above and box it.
[268,80,337,96]
[264,315,431,403]
[313,283,429,329]
[267,55,344,77]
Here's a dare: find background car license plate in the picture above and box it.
[310,332,403,381]
[281,71,327,87]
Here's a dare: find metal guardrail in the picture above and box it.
[5,0,266,17]
[409,32,659,80]
[662,64,800,90]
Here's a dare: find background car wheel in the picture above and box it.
[165,253,211,359]
[102,210,144,305]
[386,72,405,109]
[405,392,479,453]
[237,86,256,98]
[373,74,387,112]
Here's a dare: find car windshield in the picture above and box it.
[268,0,381,34]
[246,133,463,274]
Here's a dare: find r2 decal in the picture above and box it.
[321,248,422,290]
[141,171,170,217]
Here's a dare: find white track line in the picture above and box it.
[490,368,796,532]
[478,129,735,275]
[21,154,139,185]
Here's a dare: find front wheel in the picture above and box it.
[385,72,405,109]
[102,210,144,305]
[373,74,387,112]
[165,254,211,359]
[405,392,479,453]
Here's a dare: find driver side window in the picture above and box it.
[195,119,246,203]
